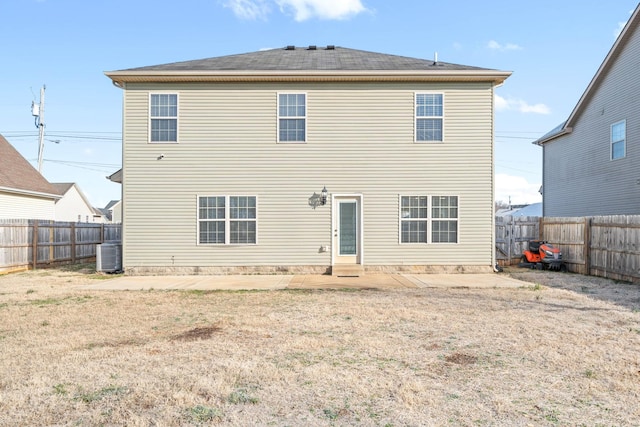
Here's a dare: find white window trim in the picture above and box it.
[149,92,179,144]
[197,195,258,245]
[431,195,459,244]
[277,92,307,143]
[414,92,445,143]
[610,119,626,160]
[398,194,459,244]
[398,195,429,244]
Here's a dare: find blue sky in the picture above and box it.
[1,0,637,207]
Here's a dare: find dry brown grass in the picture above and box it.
[1,267,639,426]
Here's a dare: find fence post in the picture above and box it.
[538,216,544,240]
[101,223,105,243]
[583,217,590,276]
[71,223,76,263]
[32,222,38,269]
[507,216,512,263]
[49,222,54,264]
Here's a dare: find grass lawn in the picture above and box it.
[0,267,639,425]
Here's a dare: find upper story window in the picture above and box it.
[278,93,306,142]
[150,94,178,143]
[415,93,443,142]
[611,120,626,160]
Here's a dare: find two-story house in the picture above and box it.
[105,46,510,275]
[534,5,640,216]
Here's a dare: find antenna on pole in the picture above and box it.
[32,85,46,173]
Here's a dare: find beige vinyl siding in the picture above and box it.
[543,23,640,216]
[0,192,56,220]
[121,82,494,268]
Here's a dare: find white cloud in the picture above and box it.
[487,40,523,52]
[222,0,271,20]
[495,94,550,115]
[276,0,367,21]
[614,9,634,38]
[224,0,367,21]
[494,94,509,111]
[495,174,541,205]
[452,42,463,51]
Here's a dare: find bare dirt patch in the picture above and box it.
[444,352,478,365]
[1,267,639,426]
[171,325,223,342]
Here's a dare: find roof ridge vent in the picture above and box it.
[307,45,317,50]
[285,45,295,50]
[326,45,335,50]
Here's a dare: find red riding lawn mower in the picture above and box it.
[519,240,567,271]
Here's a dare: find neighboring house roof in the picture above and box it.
[535,121,567,144]
[51,182,75,196]
[107,169,122,184]
[106,46,511,85]
[534,4,640,145]
[496,203,542,217]
[99,200,121,221]
[104,200,120,210]
[0,134,60,199]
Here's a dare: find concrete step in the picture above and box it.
[331,264,365,277]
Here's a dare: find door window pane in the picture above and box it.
[339,202,357,255]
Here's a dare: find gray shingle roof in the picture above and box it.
[51,182,74,196]
[0,134,59,197]
[122,46,493,72]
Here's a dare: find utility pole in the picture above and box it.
[32,85,46,173]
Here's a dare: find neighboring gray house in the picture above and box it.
[102,200,122,223]
[106,46,510,275]
[0,134,60,220]
[534,5,640,216]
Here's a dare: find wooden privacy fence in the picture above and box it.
[495,216,540,265]
[540,215,640,282]
[497,215,640,282]
[0,219,121,272]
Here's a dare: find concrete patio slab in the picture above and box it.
[80,273,529,291]
[287,274,416,289]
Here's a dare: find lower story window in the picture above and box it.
[198,195,257,244]
[432,196,458,243]
[400,195,458,244]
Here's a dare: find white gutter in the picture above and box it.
[105,70,512,85]
[0,186,61,200]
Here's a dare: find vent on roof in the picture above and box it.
[326,45,335,50]
[307,45,317,50]
[285,45,295,50]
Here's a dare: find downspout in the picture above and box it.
[492,82,504,273]
[110,79,126,272]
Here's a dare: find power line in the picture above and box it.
[46,134,121,141]
[496,163,539,174]
[495,135,540,140]
[39,159,120,173]
[46,159,120,167]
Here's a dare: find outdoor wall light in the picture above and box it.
[321,186,328,205]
